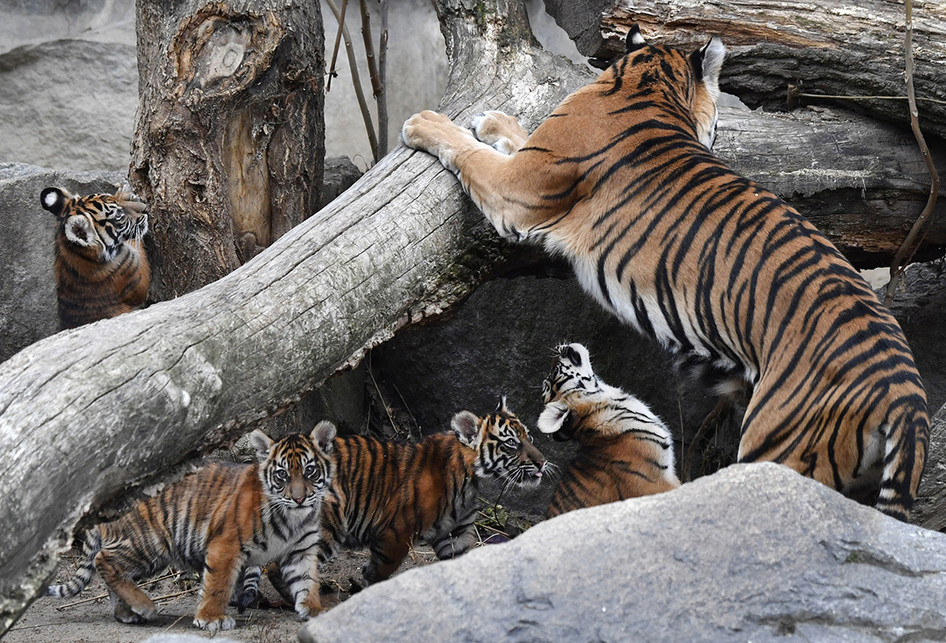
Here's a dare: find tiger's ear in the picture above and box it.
[625,24,647,53]
[690,36,726,86]
[537,400,570,434]
[310,420,337,454]
[63,216,96,248]
[495,395,511,415]
[249,429,274,461]
[451,411,481,448]
[40,187,70,218]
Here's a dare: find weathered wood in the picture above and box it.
[130,0,325,300]
[3,0,946,632]
[545,0,946,140]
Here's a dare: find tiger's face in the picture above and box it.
[541,343,602,405]
[250,421,336,510]
[539,343,610,441]
[41,184,149,263]
[451,399,547,487]
[622,25,726,150]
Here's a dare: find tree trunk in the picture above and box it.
[1,0,945,632]
[544,0,946,140]
[130,0,325,300]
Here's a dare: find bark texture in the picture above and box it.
[545,0,946,140]
[130,0,325,300]
[2,0,946,632]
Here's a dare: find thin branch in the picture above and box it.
[795,91,946,106]
[325,0,379,160]
[359,0,388,161]
[326,0,349,92]
[885,0,941,305]
[378,0,390,157]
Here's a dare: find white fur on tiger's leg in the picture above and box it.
[282,551,322,619]
[402,110,579,244]
[470,110,530,154]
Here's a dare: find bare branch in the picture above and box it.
[885,0,941,305]
[326,0,349,92]
[326,0,379,160]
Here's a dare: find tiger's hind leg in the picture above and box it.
[362,533,410,586]
[470,111,530,155]
[94,551,158,623]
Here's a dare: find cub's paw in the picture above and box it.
[113,600,157,624]
[470,110,528,154]
[294,592,323,620]
[193,614,236,634]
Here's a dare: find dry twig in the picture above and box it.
[885,0,940,304]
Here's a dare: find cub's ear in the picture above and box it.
[40,187,70,217]
[310,420,337,454]
[248,429,274,461]
[625,24,647,53]
[451,410,481,448]
[690,36,726,86]
[537,400,570,434]
[495,395,512,415]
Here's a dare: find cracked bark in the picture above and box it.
[130,0,325,300]
[543,0,946,140]
[2,0,946,632]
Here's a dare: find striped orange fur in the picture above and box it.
[402,26,928,521]
[47,423,336,633]
[538,343,680,517]
[315,399,547,586]
[40,184,150,329]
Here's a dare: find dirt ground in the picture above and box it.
[6,547,440,643]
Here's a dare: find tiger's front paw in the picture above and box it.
[402,110,475,173]
[193,614,236,634]
[470,110,529,154]
[294,591,323,620]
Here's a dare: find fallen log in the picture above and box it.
[543,0,946,140]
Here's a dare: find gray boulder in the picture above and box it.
[0,40,138,170]
[301,463,946,642]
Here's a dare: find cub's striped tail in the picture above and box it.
[47,528,101,598]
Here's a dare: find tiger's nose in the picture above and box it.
[293,496,306,505]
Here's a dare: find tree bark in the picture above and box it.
[544,0,946,141]
[2,0,946,632]
[130,0,325,300]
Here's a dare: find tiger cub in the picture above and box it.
[402,26,928,520]
[47,422,336,633]
[318,399,546,586]
[40,184,150,329]
[538,343,681,518]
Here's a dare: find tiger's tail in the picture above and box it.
[47,528,102,598]
[875,401,929,522]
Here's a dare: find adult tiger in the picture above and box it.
[47,423,336,633]
[402,26,928,520]
[40,184,150,329]
[538,343,681,517]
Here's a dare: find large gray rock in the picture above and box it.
[0,40,138,170]
[301,463,946,642]
[0,163,124,363]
